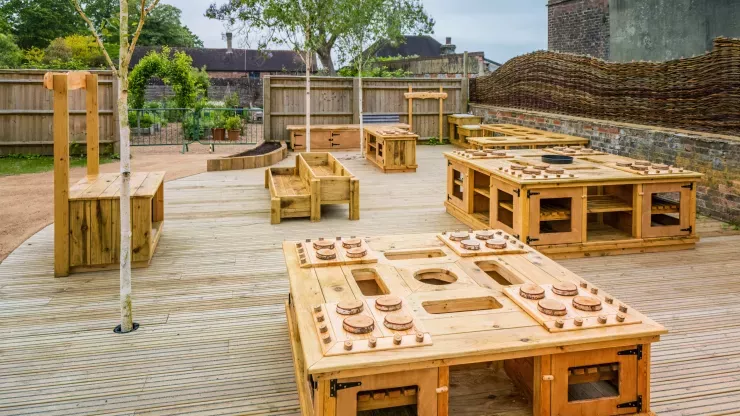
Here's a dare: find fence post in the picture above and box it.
[461,77,469,113]
[263,76,271,142]
[352,77,360,124]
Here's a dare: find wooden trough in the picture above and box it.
[445,148,702,258]
[45,72,164,276]
[265,153,359,224]
[284,231,665,415]
[206,141,288,172]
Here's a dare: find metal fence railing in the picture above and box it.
[128,107,263,152]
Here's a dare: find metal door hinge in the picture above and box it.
[617,344,643,360]
[513,189,521,197]
[681,226,693,233]
[329,379,361,397]
[682,183,693,190]
[448,161,452,166]
[617,395,642,413]
[512,234,520,240]
[527,190,540,198]
[526,236,539,244]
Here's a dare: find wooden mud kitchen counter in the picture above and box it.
[469,124,590,150]
[287,124,409,151]
[445,148,702,258]
[364,125,418,173]
[284,231,665,415]
[447,113,482,144]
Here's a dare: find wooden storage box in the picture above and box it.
[364,125,418,173]
[287,123,409,151]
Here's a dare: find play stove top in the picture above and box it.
[495,162,578,180]
[311,296,431,356]
[607,160,692,176]
[450,149,511,160]
[438,230,531,257]
[503,282,641,333]
[296,237,378,268]
[546,146,607,156]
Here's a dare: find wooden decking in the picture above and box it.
[0,145,738,415]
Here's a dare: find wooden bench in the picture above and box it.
[287,123,409,151]
[265,153,360,224]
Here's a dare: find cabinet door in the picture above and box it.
[642,183,693,238]
[292,132,305,150]
[447,161,469,212]
[551,346,640,416]
[491,178,521,236]
[311,131,333,149]
[527,187,585,246]
[332,130,360,149]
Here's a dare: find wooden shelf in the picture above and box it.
[454,179,464,187]
[540,203,571,221]
[472,212,490,224]
[587,195,633,213]
[652,198,680,214]
[474,187,490,197]
[499,201,514,212]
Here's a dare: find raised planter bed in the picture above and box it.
[207,141,288,172]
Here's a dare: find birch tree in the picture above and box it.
[72,0,161,333]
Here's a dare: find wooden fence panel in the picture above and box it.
[264,76,464,142]
[0,69,118,155]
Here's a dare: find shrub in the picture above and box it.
[43,38,72,64]
[0,34,23,68]
[128,112,154,128]
[224,116,242,131]
[224,92,240,109]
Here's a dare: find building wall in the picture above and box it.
[609,0,740,62]
[144,75,264,108]
[548,0,610,60]
[469,104,740,224]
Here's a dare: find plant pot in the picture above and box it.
[227,129,240,141]
[212,127,226,141]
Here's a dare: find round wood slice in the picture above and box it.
[520,283,546,300]
[342,315,375,334]
[534,164,550,170]
[473,151,487,157]
[336,300,364,315]
[449,231,469,241]
[342,238,363,249]
[375,295,403,312]
[572,296,603,312]
[523,168,541,175]
[580,148,594,154]
[475,230,496,240]
[537,299,567,316]
[316,249,337,260]
[465,149,477,153]
[563,148,576,153]
[546,167,565,174]
[313,240,335,250]
[630,164,649,172]
[384,313,414,331]
[510,164,526,170]
[486,238,507,250]
[616,161,632,167]
[634,160,651,166]
[460,239,481,250]
[651,163,669,170]
[345,247,368,258]
[552,281,579,296]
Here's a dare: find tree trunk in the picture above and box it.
[317,48,335,75]
[305,54,311,152]
[358,62,364,157]
[118,0,134,333]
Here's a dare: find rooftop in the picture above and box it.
[129,47,312,73]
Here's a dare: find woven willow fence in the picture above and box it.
[470,37,740,136]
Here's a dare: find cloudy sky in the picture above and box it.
[163,0,548,64]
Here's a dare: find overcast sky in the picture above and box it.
[163,0,548,64]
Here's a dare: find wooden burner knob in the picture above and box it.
[605,296,614,304]
[384,313,414,331]
[573,296,603,312]
[375,295,403,312]
[344,340,353,350]
[552,282,579,297]
[322,333,332,344]
[342,315,375,334]
[619,305,628,313]
[520,283,546,300]
[460,239,481,250]
[345,247,368,258]
[316,249,336,260]
[574,317,584,327]
[590,287,599,295]
[313,240,335,250]
[486,238,507,250]
[319,324,328,333]
[555,319,565,328]
[598,315,608,324]
[449,231,469,241]
[368,337,377,348]
[342,238,363,249]
[616,313,626,323]
[393,333,403,345]
[538,299,567,316]
[616,161,632,167]
[416,332,425,343]
[336,300,364,315]
[475,230,496,240]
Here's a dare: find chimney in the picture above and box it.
[440,37,456,55]
[226,32,233,54]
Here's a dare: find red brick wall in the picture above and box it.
[548,0,609,60]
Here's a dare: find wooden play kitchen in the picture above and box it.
[46,72,164,276]
[286,123,409,151]
[284,230,665,415]
[363,125,418,173]
[450,124,485,148]
[464,123,590,150]
[447,113,482,144]
[445,148,702,258]
[266,153,359,224]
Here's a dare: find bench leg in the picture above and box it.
[264,168,270,189]
[349,178,360,221]
[271,197,281,224]
[310,179,321,222]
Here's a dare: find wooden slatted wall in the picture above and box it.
[264,75,466,142]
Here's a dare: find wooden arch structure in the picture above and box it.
[404,86,448,141]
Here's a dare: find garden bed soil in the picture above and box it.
[207,141,288,172]
[232,141,282,157]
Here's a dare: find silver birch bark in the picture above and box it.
[305,52,311,152]
[118,0,133,333]
[358,58,364,157]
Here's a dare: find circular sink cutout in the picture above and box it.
[414,269,458,285]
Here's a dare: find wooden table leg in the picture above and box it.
[437,366,449,416]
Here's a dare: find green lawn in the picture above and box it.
[0,155,117,176]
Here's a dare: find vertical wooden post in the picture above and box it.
[533,355,552,416]
[461,77,470,113]
[85,74,99,178]
[407,85,413,131]
[439,86,444,141]
[263,76,272,141]
[437,366,450,416]
[53,74,70,277]
[111,76,121,154]
[637,344,651,412]
[633,184,643,238]
[352,77,360,124]
[349,178,360,220]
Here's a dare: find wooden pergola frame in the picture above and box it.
[404,85,448,141]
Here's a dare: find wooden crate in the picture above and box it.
[287,123,409,151]
[265,153,359,223]
[284,231,665,415]
[445,149,702,258]
[364,125,418,173]
[67,172,165,272]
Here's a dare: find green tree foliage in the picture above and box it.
[205,0,434,75]
[0,33,22,68]
[107,3,203,48]
[336,59,411,78]
[0,0,84,49]
[38,35,106,69]
[129,47,209,109]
